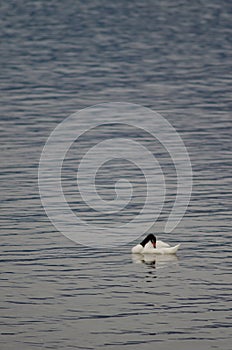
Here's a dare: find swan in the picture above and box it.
[131,234,180,254]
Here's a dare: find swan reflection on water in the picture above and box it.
[131,253,179,269]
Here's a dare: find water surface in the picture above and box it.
[0,0,231,349]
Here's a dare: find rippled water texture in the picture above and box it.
[0,0,231,349]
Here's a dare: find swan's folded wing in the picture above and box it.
[156,240,170,248]
[165,244,181,254]
[131,244,143,254]
[142,244,181,254]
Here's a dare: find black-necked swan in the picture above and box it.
[131,234,180,254]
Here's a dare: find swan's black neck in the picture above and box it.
[140,234,156,247]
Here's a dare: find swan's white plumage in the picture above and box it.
[131,244,143,254]
[131,239,180,255]
[142,243,180,254]
[144,240,171,249]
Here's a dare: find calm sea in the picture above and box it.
[0,0,231,349]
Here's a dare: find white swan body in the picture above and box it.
[142,241,181,254]
[132,239,180,255]
[131,244,144,254]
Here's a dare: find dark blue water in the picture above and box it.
[1,0,232,349]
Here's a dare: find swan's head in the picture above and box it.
[140,234,156,248]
